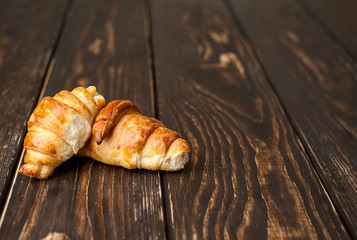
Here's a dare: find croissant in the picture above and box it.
[79,100,190,171]
[19,86,106,179]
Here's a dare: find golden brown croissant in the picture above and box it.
[79,100,190,171]
[19,86,106,179]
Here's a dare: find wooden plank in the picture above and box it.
[228,0,357,237]
[0,0,166,239]
[297,0,357,59]
[0,0,69,206]
[150,0,350,239]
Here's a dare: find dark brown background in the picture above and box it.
[0,0,356,239]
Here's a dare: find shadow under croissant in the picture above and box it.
[40,155,190,180]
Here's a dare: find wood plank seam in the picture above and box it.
[145,0,160,120]
[222,0,354,238]
[0,149,25,229]
[295,0,357,63]
[144,0,158,121]
[0,0,75,227]
[145,0,170,239]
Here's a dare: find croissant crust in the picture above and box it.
[79,100,190,171]
[19,86,106,179]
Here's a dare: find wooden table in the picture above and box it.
[0,0,356,239]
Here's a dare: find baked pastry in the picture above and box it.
[19,86,106,179]
[79,100,190,171]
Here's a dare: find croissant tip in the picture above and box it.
[18,165,37,178]
[18,164,52,180]
[92,123,104,145]
[18,165,25,174]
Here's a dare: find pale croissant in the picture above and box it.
[19,86,106,179]
[79,100,190,171]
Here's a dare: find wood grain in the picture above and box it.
[0,0,69,206]
[228,0,357,237]
[0,0,166,239]
[150,0,350,239]
[297,0,357,59]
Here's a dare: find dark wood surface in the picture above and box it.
[151,0,349,238]
[297,0,357,59]
[0,0,356,239]
[228,0,357,237]
[0,0,70,207]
